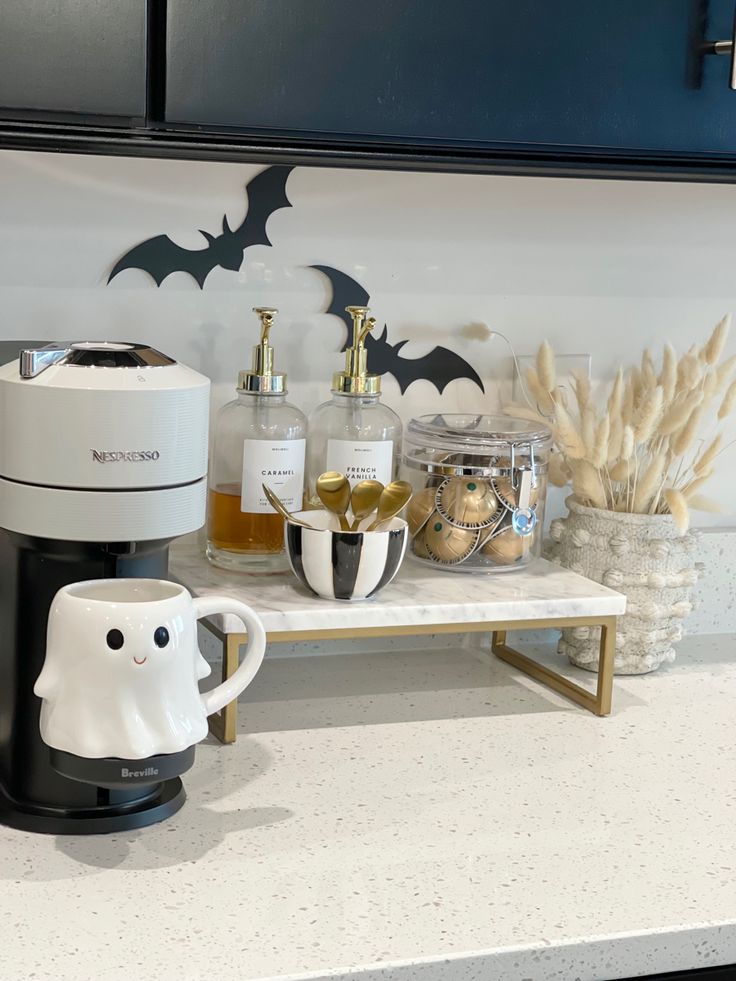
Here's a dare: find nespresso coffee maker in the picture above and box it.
[0,342,210,833]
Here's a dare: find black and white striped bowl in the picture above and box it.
[285,510,408,601]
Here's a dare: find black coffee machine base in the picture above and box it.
[50,745,196,789]
[0,777,186,835]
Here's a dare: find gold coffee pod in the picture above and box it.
[411,528,431,559]
[406,486,436,538]
[481,526,532,565]
[436,477,500,529]
[424,513,479,565]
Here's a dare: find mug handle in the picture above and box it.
[192,596,267,717]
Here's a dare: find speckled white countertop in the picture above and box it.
[2,635,736,981]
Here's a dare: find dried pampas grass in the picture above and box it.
[694,434,722,475]
[607,415,623,464]
[548,453,570,488]
[633,450,667,513]
[633,385,663,444]
[677,353,702,390]
[671,405,703,457]
[525,366,554,414]
[716,353,736,389]
[688,494,723,513]
[536,340,556,392]
[658,390,703,436]
[582,407,596,457]
[572,370,591,414]
[620,425,635,461]
[504,320,734,528]
[571,460,606,509]
[702,371,718,399]
[609,459,630,482]
[591,416,610,469]
[641,349,657,390]
[607,367,624,417]
[719,378,736,420]
[622,376,635,425]
[554,402,586,459]
[703,314,731,365]
[663,488,690,533]
[659,344,677,402]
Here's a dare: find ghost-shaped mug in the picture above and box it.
[34,579,267,761]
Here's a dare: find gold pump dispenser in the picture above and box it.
[332,306,381,395]
[239,307,286,394]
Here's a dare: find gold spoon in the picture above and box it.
[315,471,352,531]
[262,484,317,530]
[349,479,384,530]
[365,481,413,531]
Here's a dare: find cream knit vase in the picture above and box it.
[546,497,699,675]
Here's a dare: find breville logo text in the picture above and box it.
[121,766,159,778]
[92,450,160,463]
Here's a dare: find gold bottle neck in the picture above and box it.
[239,307,287,394]
[332,305,381,396]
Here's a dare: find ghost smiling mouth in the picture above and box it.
[133,656,147,666]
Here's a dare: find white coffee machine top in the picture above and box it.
[0,342,210,542]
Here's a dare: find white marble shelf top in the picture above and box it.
[170,544,626,635]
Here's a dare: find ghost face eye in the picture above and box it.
[154,626,170,649]
[106,629,124,651]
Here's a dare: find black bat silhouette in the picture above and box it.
[311,265,485,395]
[108,166,294,288]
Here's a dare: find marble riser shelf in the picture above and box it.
[170,545,626,737]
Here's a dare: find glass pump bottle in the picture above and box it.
[307,305,402,504]
[207,307,307,573]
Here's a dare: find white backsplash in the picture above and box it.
[1,149,735,535]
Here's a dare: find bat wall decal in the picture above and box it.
[311,265,485,395]
[108,166,294,288]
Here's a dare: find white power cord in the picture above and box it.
[483,327,540,416]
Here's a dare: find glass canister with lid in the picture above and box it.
[401,414,551,572]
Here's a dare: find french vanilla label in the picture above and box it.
[241,439,306,513]
[326,439,394,487]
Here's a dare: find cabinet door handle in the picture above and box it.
[702,3,736,89]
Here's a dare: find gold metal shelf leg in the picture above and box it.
[203,613,618,746]
[596,617,616,715]
[207,633,244,744]
[491,617,616,716]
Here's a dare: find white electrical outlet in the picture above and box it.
[512,354,592,405]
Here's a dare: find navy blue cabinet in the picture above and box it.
[5,0,736,178]
[164,0,736,156]
[0,0,147,123]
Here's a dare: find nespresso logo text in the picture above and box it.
[92,450,160,463]
[121,766,159,778]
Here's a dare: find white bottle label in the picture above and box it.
[326,439,394,487]
[241,439,306,513]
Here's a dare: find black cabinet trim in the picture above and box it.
[5,120,736,183]
[0,109,146,130]
[145,0,167,125]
